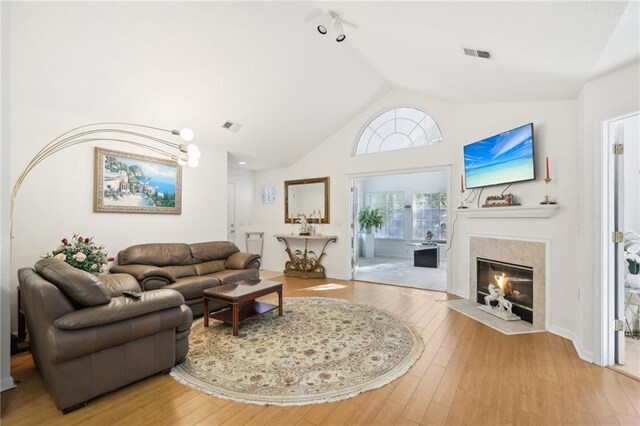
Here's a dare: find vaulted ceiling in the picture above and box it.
[9,1,639,170]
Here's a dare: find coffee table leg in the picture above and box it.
[232,303,239,336]
[204,298,209,327]
[278,289,283,316]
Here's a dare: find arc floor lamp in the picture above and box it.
[10,122,200,230]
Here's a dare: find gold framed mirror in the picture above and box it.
[284,177,330,224]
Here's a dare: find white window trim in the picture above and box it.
[367,191,404,239]
[353,106,444,157]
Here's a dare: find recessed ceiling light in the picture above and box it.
[238,161,247,165]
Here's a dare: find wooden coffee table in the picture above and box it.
[203,279,283,336]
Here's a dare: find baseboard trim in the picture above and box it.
[548,325,594,363]
[1,376,16,392]
[448,288,468,299]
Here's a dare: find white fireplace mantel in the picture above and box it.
[456,205,559,219]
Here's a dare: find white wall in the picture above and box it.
[1,0,15,393]
[623,115,640,233]
[228,166,255,252]
[253,89,583,351]
[578,62,640,365]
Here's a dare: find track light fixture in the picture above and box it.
[316,11,346,43]
[331,12,346,42]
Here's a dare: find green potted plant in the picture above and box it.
[358,207,383,258]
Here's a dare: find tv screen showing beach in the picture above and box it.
[464,123,535,189]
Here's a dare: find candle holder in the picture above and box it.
[458,190,468,209]
[540,178,557,205]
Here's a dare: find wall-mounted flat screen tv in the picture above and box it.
[464,123,535,189]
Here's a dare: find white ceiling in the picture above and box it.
[327,1,637,103]
[10,2,639,170]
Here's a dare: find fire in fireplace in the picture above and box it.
[476,257,533,323]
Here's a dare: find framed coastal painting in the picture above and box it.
[94,147,182,214]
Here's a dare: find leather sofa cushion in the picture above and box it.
[35,258,111,308]
[109,264,175,282]
[164,276,220,300]
[163,264,197,279]
[206,268,259,285]
[190,241,239,263]
[118,243,193,267]
[99,273,141,297]
[54,289,185,330]
[194,260,226,276]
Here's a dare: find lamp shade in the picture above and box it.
[187,157,199,168]
[179,128,194,142]
[186,144,201,160]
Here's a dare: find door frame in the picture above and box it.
[227,182,236,244]
[346,165,453,293]
[601,111,639,366]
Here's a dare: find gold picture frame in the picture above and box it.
[284,176,330,223]
[94,147,182,214]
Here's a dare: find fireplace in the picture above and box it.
[476,257,534,324]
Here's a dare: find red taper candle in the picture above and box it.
[545,156,550,180]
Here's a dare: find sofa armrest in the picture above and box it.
[225,252,261,270]
[54,289,185,330]
[110,264,176,283]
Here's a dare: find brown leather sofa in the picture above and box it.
[111,241,260,316]
[18,258,193,413]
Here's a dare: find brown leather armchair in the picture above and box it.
[111,241,261,316]
[18,258,193,413]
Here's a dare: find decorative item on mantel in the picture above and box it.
[458,175,468,209]
[540,156,557,205]
[297,214,313,236]
[482,193,520,208]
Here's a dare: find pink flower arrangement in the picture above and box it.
[47,233,113,275]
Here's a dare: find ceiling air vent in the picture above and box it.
[222,121,242,132]
[463,47,491,59]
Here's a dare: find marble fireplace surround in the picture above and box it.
[469,235,548,330]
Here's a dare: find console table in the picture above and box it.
[274,234,337,278]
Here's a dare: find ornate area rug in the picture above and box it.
[171,297,424,406]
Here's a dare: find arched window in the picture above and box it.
[354,107,443,155]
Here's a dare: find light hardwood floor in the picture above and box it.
[2,276,640,425]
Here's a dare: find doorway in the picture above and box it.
[605,112,640,379]
[227,182,236,243]
[349,169,450,292]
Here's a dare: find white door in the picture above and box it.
[613,120,625,364]
[227,183,236,243]
[350,182,359,279]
